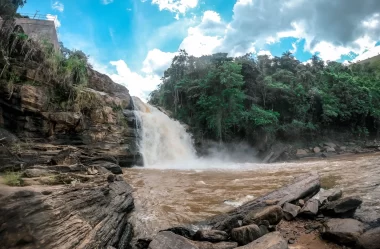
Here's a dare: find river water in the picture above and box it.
[124,153,380,239]
[128,98,380,242]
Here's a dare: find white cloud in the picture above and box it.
[142,49,177,75]
[257,50,273,57]
[46,14,61,28]
[52,1,64,12]
[108,60,161,101]
[149,0,198,18]
[353,45,380,62]
[102,0,114,5]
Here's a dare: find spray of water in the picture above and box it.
[132,97,260,169]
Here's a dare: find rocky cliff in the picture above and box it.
[0,21,141,248]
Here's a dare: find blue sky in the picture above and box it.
[20,0,380,99]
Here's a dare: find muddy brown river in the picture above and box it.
[123,153,380,239]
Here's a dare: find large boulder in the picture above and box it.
[357,227,380,249]
[231,224,268,245]
[320,196,362,216]
[193,230,229,242]
[212,214,244,232]
[314,188,342,205]
[148,231,198,249]
[235,232,288,249]
[243,206,283,226]
[282,203,300,221]
[299,199,319,217]
[90,161,123,175]
[321,218,364,246]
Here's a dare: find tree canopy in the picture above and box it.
[149,50,380,146]
[0,0,26,18]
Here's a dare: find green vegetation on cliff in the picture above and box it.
[149,50,380,145]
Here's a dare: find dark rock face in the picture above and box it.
[0,178,134,249]
[320,196,362,216]
[90,160,123,174]
[321,218,364,246]
[193,230,229,242]
[161,227,196,240]
[243,205,283,226]
[136,238,153,249]
[357,227,380,249]
[231,224,268,245]
[148,231,198,249]
[235,232,288,249]
[282,203,300,220]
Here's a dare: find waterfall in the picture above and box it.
[132,97,197,166]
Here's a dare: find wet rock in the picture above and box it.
[299,199,319,217]
[321,218,364,246]
[162,227,196,240]
[231,224,268,245]
[357,227,380,249]
[243,205,283,226]
[148,231,198,249]
[235,231,288,249]
[296,149,308,158]
[118,223,133,249]
[194,230,229,242]
[313,147,321,153]
[136,238,152,249]
[320,196,362,216]
[282,203,300,221]
[90,161,123,174]
[324,142,337,148]
[212,214,244,232]
[298,199,305,207]
[314,188,343,205]
[325,147,336,153]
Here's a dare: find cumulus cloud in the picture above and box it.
[148,0,198,18]
[353,45,380,62]
[52,1,64,12]
[142,49,177,75]
[109,60,161,101]
[174,0,380,60]
[46,14,61,28]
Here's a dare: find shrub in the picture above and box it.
[3,171,24,186]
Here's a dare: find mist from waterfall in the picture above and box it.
[132,97,260,169]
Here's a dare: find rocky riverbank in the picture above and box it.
[136,173,380,249]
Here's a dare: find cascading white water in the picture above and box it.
[132,97,197,166]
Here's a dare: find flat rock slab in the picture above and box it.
[243,205,283,226]
[149,231,198,249]
[194,230,229,242]
[322,218,364,246]
[236,232,288,249]
[231,224,268,245]
[357,226,380,249]
[320,196,362,216]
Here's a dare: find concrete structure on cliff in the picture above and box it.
[0,16,59,51]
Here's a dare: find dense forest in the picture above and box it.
[149,50,380,147]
